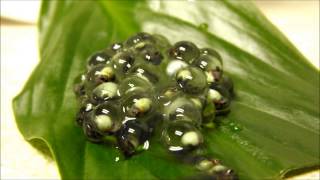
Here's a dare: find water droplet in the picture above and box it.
[198,23,208,31]
[233,126,241,132]
[228,122,242,132]
[162,121,203,152]
[142,140,150,150]
[115,156,120,162]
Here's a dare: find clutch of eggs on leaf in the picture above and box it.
[74,32,236,179]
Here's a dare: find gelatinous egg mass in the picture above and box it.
[74,32,236,179]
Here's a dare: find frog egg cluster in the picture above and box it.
[74,32,234,160]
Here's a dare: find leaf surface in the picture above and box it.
[13,1,319,179]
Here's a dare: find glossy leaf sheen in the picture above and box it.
[13,1,319,179]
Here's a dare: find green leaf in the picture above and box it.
[13,1,319,179]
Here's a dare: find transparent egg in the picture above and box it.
[162,121,203,152]
[73,74,86,98]
[118,75,153,96]
[93,102,122,134]
[194,158,237,180]
[76,102,94,126]
[166,60,189,77]
[139,44,163,65]
[175,67,207,94]
[199,48,222,68]
[86,64,116,88]
[87,50,114,67]
[164,97,202,126]
[82,113,104,143]
[129,63,160,84]
[207,69,223,84]
[125,32,155,49]
[112,51,135,77]
[202,48,220,56]
[157,86,180,107]
[193,48,223,83]
[121,89,156,119]
[169,41,200,64]
[211,84,230,99]
[91,82,119,104]
[116,120,150,156]
[207,85,231,115]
